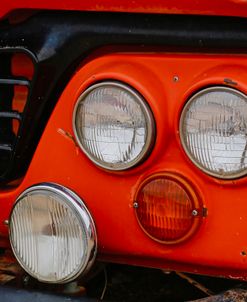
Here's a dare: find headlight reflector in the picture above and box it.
[9,183,97,283]
[180,87,247,179]
[73,81,155,170]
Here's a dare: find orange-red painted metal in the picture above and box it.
[2,51,247,279]
[2,0,247,20]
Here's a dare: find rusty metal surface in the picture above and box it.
[0,274,15,285]
[0,250,23,286]
[0,251,245,302]
[190,288,247,302]
[0,251,23,276]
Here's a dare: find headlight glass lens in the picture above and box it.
[73,81,155,170]
[180,87,247,179]
[9,184,97,283]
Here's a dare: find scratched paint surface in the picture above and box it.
[1,0,247,20]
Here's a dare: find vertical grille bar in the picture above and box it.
[0,52,32,178]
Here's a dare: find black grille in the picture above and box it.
[0,52,32,180]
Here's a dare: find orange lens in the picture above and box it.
[135,173,202,244]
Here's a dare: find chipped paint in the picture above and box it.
[224,78,238,86]
[2,0,247,20]
[57,128,78,147]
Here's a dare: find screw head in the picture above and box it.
[133,202,139,208]
[173,76,179,82]
[192,209,198,216]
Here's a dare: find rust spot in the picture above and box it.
[202,207,208,217]
[241,250,247,256]
[0,250,24,276]
[0,273,15,285]
[224,78,238,86]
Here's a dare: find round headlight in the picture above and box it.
[73,81,155,170]
[180,87,247,179]
[9,184,97,283]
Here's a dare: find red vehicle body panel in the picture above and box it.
[2,0,247,283]
[1,50,247,279]
[2,0,247,19]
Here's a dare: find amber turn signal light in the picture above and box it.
[134,173,203,244]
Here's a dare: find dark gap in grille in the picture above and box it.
[0,52,33,176]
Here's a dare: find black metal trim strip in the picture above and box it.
[0,78,30,87]
[0,112,22,121]
[0,144,12,152]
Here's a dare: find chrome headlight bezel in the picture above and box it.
[179,86,247,179]
[9,183,97,284]
[73,81,155,171]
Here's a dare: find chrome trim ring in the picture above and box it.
[9,183,97,283]
[180,86,247,179]
[73,81,155,171]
